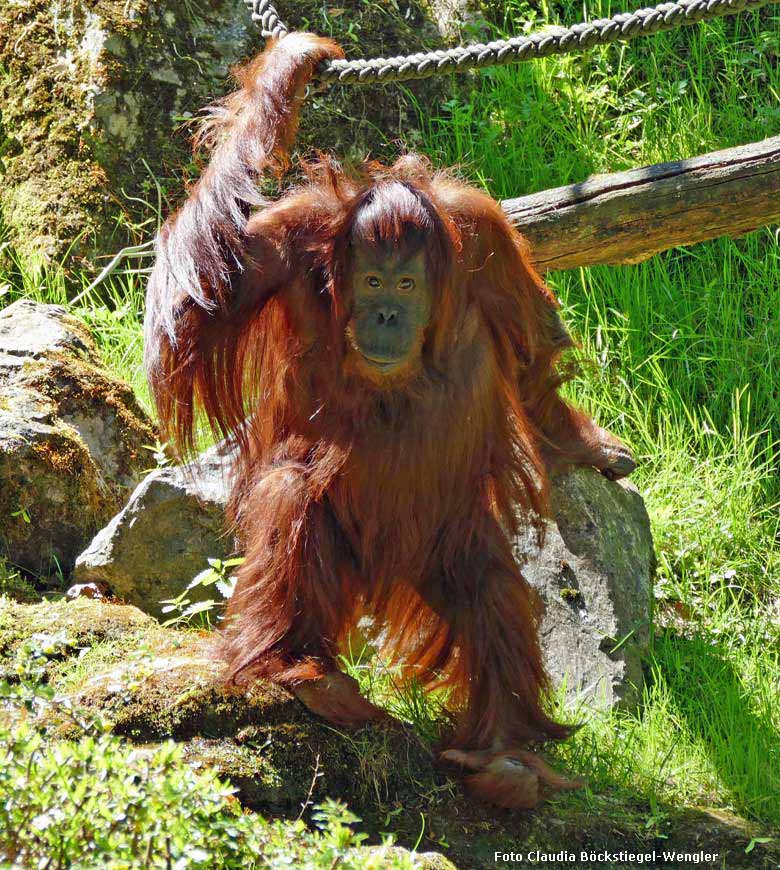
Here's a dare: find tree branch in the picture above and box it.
[501,134,780,272]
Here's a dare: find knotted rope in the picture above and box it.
[244,0,777,85]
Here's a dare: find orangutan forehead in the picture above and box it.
[350,241,428,270]
[348,180,437,250]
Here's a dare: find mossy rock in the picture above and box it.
[273,0,455,157]
[0,418,108,576]
[21,349,154,487]
[0,301,155,579]
[3,595,778,869]
[0,0,256,272]
[0,0,456,277]
[0,595,157,651]
[67,634,449,817]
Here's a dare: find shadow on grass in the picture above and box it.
[654,631,780,825]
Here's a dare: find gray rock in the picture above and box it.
[0,300,155,577]
[74,443,235,619]
[0,299,94,361]
[517,468,655,711]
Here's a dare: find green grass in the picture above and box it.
[2,0,779,842]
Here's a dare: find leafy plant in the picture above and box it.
[0,648,419,869]
[160,556,244,628]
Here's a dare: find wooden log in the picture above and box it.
[501,135,780,272]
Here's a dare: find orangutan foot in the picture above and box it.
[592,428,637,481]
[440,747,584,809]
[293,670,392,728]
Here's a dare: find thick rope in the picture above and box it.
[245,0,777,84]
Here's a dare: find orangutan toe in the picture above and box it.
[441,749,541,809]
[441,748,583,810]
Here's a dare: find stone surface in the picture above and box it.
[0,300,154,578]
[74,442,235,618]
[516,469,655,711]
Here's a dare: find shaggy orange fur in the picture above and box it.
[145,33,634,807]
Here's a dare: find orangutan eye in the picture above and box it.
[398,278,414,292]
[366,275,381,288]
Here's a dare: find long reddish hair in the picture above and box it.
[145,37,577,756]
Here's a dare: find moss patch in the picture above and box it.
[0,563,39,604]
[22,350,156,482]
[30,425,90,476]
[0,419,110,577]
[0,0,453,276]
[2,596,778,869]
[0,596,158,671]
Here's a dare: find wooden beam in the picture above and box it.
[501,135,780,272]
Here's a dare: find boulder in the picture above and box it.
[74,442,235,618]
[0,0,455,276]
[516,470,655,711]
[0,300,155,578]
[78,439,653,707]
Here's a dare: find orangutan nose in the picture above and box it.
[376,307,399,326]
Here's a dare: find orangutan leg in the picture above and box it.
[422,517,583,808]
[222,463,391,729]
